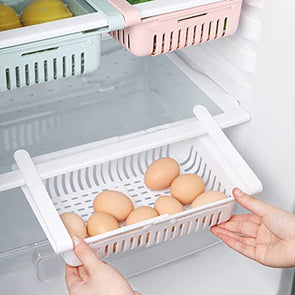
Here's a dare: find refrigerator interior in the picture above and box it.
[1,0,295,294]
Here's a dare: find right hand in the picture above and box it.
[65,236,142,295]
[211,188,295,268]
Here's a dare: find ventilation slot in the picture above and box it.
[5,69,11,90]
[122,31,125,45]
[216,212,222,223]
[15,67,20,88]
[177,30,181,49]
[113,242,118,254]
[34,62,39,84]
[81,53,85,74]
[200,24,205,42]
[44,60,48,81]
[222,17,228,36]
[185,27,189,47]
[202,216,207,227]
[53,58,57,80]
[208,22,212,41]
[71,54,75,76]
[104,245,109,256]
[152,35,157,55]
[127,34,131,50]
[209,214,214,226]
[25,64,30,85]
[169,32,173,51]
[62,56,66,77]
[161,34,165,53]
[192,25,197,45]
[215,20,220,39]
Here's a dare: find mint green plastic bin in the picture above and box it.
[0,0,125,92]
[0,31,100,91]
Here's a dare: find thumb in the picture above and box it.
[72,236,102,275]
[233,188,272,218]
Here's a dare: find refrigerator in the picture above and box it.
[0,0,294,294]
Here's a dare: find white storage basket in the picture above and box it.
[8,106,261,266]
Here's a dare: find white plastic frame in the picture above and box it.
[4,106,262,265]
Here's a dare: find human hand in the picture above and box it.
[211,188,295,268]
[65,236,142,295]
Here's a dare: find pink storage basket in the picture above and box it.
[108,0,242,56]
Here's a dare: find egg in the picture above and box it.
[191,191,227,208]
[170,174,205,205]
[87,212,120,237]
[93,190,134,222]
[125,206,159,226]
[154,195,184,215]
[21,0,72,26]
[144,158,180,190]
[60,212,87,239]
[0,4,22,31]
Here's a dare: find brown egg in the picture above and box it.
[154,195,184,215]
[191,191,227,208]
[170,174,205,205]
[87,212,120,237]
[60,212,87,239]
[144,158,180,190]
[125,206,159,226]
[93,190,134,222]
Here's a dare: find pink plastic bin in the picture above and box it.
[108,0,242,56]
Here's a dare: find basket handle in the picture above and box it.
[107,0,141,27]
[193,105,263,195]
[84,0,125,31]
[14,150,73,254]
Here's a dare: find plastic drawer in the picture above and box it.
[0,0,124,92]
[0,31,101,92]
[108,0,243,56]
[0,106,262,266]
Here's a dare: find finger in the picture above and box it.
[65,264,81,290]
[229,214,261,225]
[216,220,259,238]
[72,236,102,276]
[210,226,256,247]
[233,188,273,218]
[78,265,89,281]
[134,292,143,295]
[214,229,256,261]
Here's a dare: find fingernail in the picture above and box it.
[234,188,244,198]
[72,236,81,247]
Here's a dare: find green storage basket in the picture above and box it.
[0,32,100,91]
[0,0,125,92]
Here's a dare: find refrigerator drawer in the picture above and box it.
[0,0,125,92]
[0,105,262,266]
[108,0,242,56]
[0,31,101,92]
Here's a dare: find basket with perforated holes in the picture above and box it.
[8,106,262,266]
[0,32,101,92]
[108,0,243,56]
[0,0,125,92]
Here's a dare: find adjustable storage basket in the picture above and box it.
[108,0,243,56]
[0,0,124,92]
[0,32,101,91]
[0,106,262,266]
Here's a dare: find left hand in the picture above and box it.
[65,236,142,295]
